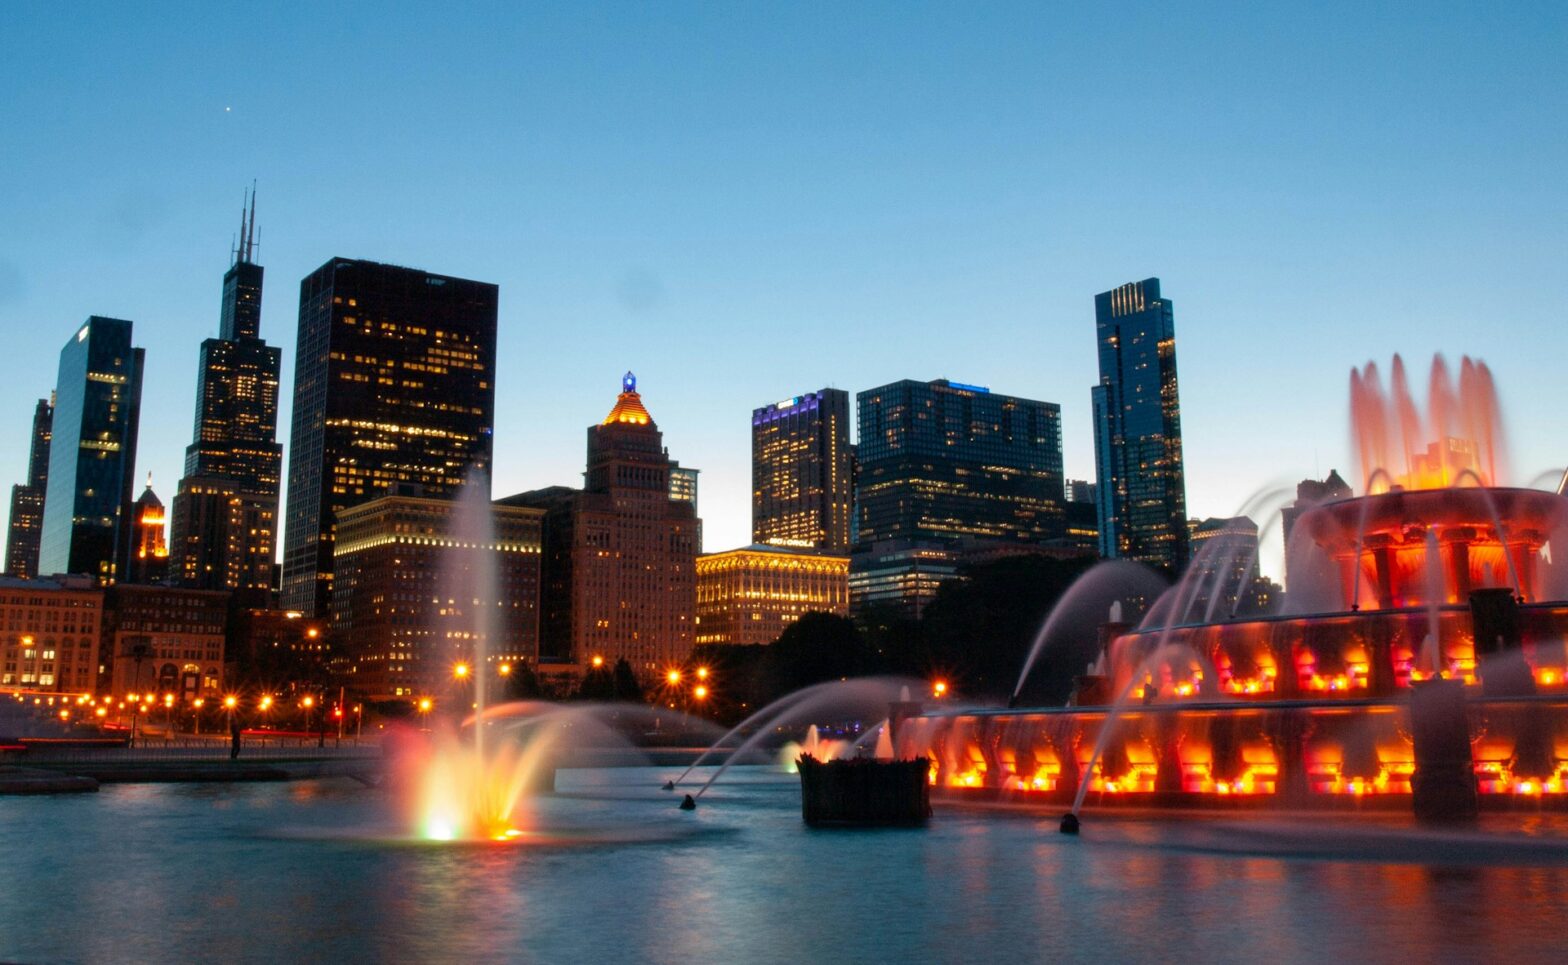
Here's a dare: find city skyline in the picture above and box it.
[3,5,1567,580]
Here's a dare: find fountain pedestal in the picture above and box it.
[797,755,931,827]
[1410,679,1479,821]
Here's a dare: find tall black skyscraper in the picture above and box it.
[5,396,54,578]
[38,317,145,582]
[169,190,284,595]
[856,379,1065,545]
[751,388,854,550]
[281,259,498,616]
[1091,277,1188,571]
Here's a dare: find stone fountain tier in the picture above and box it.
[1295,487,1567,608]
[797,754,931,827]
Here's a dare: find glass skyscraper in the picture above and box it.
[855,379,1064,545]
[281,259,498,616]
[1091,277,1189,571]
[169,191,283,595]
[38,317,145,582]
[751,388,854,551]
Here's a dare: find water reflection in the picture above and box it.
[3,773,1568,963]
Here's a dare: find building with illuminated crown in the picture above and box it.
[170,190,283,600]
[281,259,498,616]
[331,491,543,700]
[5,396,53,579]
[1092,277,1188,571]
[694,545,850,646]
[128,479,170,585]
[504,373,699,682]
[38,316,145,584]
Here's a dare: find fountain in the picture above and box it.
[899,355,1568,819]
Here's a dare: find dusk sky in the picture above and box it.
[2,2,1565,574]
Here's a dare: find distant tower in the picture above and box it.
[281,258,498,616]
[5,396,54,578]
[38,317,145,582]
[751,389,854,551]
[129,476,170,584]
[1091,278,1188,571]
[169,187,283,599]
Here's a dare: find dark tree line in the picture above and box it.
[694,554,1115,715]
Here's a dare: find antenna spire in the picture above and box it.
[235,182,258,265]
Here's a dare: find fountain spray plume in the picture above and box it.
[684,676,924,804]
[1010,560,1169,705]
[452,468,498,764]
[1352,354,1510,494]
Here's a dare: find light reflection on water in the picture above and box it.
[4,768,1568,963]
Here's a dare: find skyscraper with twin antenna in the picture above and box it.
[168,187,283,597]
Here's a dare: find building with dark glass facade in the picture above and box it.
[332,492,542,701]
[855,379,1065,545]
[752,388,854,551]
[170,194,284,599]
[5,396,53,579]
[1091,278,1188,571]
[505,373,699,682]
[281,259,498,616]
[38,317,145,583]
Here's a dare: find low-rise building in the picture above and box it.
[0,575,105,694]
[695,545,850,646]
[105,584,230,699]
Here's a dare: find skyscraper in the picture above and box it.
[505,373,699,680]
[751,389,854,551]
[855,379,1065,545]
[281,259,498,616]
[38,317,145,582]
[1091,278,1189,571]
[169,190,283,597]
[5,396,54,578]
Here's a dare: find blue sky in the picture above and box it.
[1,2,1565,573]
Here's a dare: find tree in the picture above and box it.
[758,612,877,704]
[917,554,1100,704]
[611,659,643,702]
[504,663,543,701]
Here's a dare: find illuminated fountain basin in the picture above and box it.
[900,356,1568,812]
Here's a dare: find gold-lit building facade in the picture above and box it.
[332,493,543,700]
[695,545,850,646]
[0,576,104,694]
[281,259,498,617]
[128,481,170,585]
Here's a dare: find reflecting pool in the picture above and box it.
[4,768,1568,963]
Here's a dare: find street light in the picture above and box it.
[454,663,470,680]
[932,680,949,698]
[693,684,708,701]
[666,669,682,686]
[696,666,709,681]
[591,655,605,669]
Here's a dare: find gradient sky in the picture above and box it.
[2,2,1565,577]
